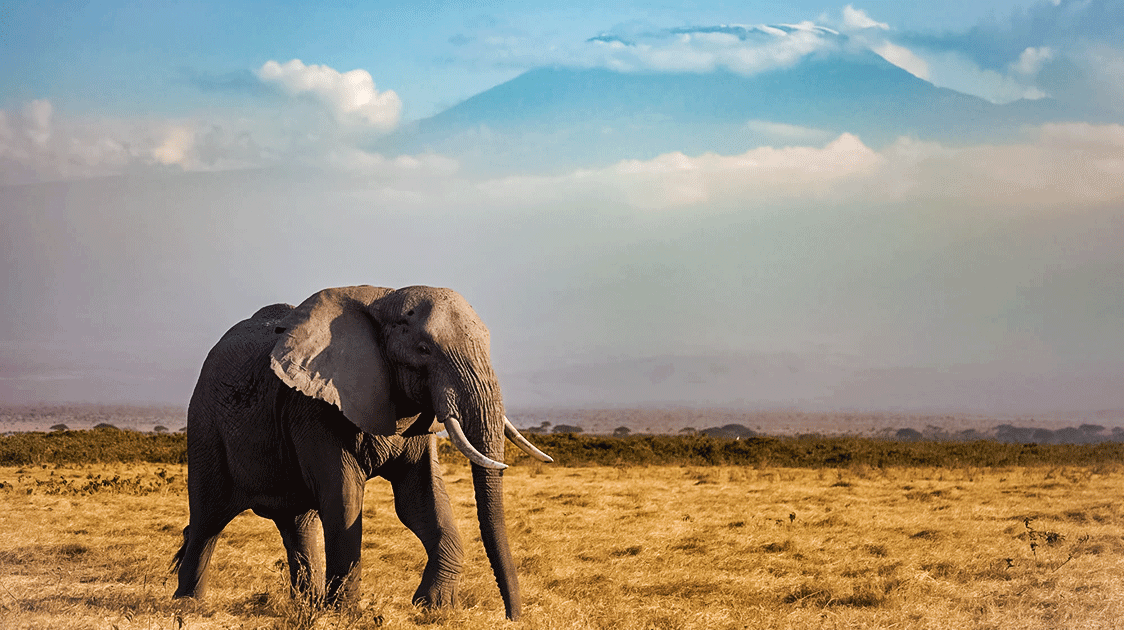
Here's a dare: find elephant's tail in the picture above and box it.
[170,526,189,573]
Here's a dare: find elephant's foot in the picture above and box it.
[324,569,362,609]
[412,577,458,610]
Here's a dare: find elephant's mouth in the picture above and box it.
[396,412,441,437]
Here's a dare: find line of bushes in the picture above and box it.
[489,433,1124,468]
[0,427,187,466]
[4,429,1123,468]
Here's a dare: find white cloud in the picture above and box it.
[478,133,884,209]
[451,23,844,77]
[324,147,460,180]
[1082,44,1124,114]
[6,95,1121,215]
[842,5,889,31]
[256,59,402,130]
[872,41,930,80]
[0,98,446,186]
[926,49,1051,102]
[862,38,1054,103]
[585,24,838,76]
[152,126,195,166]
[23,99,53,145]
[476,125,1124,211]
[744,120,833,142]
[0,100,137,183]
[1012,46,1054,75]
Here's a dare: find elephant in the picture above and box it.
[171,285,551,620]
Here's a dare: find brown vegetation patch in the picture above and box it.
[811,514,846,527]
[910,529,941,540]
[761,540,793,553]
[671,537,708,554]
[863,543,889,557]
[783,583,834,606]
[922,561,959,579]
[550,492,590,507]
[628,580,725,599]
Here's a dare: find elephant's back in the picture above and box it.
[187,302,307,500]
[189,303,295,431]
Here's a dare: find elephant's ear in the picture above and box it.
[270,285,399,436]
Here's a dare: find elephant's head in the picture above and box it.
[268,285,549,620]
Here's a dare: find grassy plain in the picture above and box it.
[1,437,1123,629]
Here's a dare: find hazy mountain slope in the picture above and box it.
[384,50,1062,170]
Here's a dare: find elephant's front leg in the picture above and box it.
[387,434,464,609]
[318,469,366,606]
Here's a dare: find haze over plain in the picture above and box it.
[2,1,1122,417]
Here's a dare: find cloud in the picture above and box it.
[585,24,842,75]
[454,21,844,77]
[478,133,883,209]
[0,92,450,185]
[892,0,1124,109]
[152,126,195,166]
[1012,46,1054,75]
[858,38,1052,102]
[476,124,1124,210]
[872,41,930,79]
[0,100,275,185]
[925,49,1052,102]
[256,59,402,130]
[1082,44,1124,114]
[23,100,53,145]
[1,101,134,184]
[743,120,833,142]
[841,5,888,31]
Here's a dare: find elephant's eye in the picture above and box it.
[416,343,431,356]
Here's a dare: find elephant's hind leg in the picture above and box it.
[174,440,242,600]
[173,505,241,599]
[274,510,326,603]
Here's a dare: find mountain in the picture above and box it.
[381,49,1062,172]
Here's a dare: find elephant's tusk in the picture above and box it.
[503,417,554,463]
[444,417,508,470]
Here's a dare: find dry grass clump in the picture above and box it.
[2,458,1123,628]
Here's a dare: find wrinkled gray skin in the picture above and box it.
[172,286,534,620]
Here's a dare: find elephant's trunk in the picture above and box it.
[473,465,521,620]
[435,362,522,621]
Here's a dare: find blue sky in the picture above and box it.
[2,1,1123,415]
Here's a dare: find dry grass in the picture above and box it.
[2,460,1123,629]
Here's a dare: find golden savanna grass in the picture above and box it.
[2,458,1123,629]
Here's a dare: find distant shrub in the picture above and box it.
[92,423,119,430]
[152,426,169,433]
[895,428,923,442]
[49,424,69,432]
[553,424,584,434]
[699,424,756,439]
